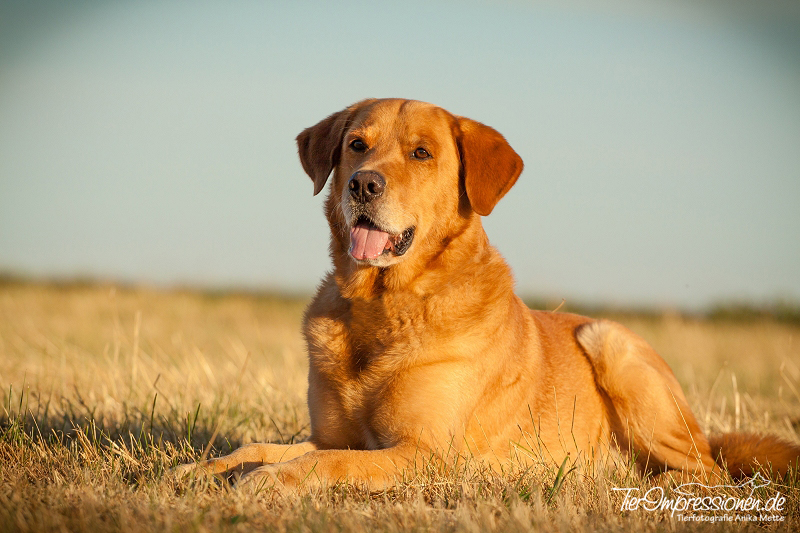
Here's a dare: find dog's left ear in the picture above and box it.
[296,100,374,196]
[457,117,524,216]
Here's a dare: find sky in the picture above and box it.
[0,0,799,310]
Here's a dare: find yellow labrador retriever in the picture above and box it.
[180,98,799,491]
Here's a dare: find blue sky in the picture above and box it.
[1,0,799,309]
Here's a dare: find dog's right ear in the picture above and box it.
[296,101,372,196]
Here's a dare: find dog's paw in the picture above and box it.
[171,461,217,481]
[236,464,303,494]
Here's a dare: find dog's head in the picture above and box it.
[296,99,523,269]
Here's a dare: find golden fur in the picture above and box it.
[179,98,800,491]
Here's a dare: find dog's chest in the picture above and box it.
[311,292,427,371]
[313,340,424,449]
[305,292,432,447]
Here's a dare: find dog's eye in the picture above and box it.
[413,147,431,160]
[349,139,368,152]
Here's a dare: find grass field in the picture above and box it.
[1,281,799,532]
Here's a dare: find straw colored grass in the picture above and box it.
[1,282,798,532]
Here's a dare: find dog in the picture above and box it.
[179,98,800,491]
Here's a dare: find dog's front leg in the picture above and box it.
[237,445,420,493]
[176,440,318,478]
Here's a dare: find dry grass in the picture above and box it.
[1,282,799,532]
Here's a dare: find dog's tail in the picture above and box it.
[709,432,800,478]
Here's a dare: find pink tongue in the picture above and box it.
[350,224,390,260]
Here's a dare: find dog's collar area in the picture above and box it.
[349,216,415,261]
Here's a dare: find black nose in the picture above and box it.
[348,171,385,203]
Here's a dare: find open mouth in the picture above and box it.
[349,216,415,261]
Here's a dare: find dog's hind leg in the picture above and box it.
[576,320,715,476]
